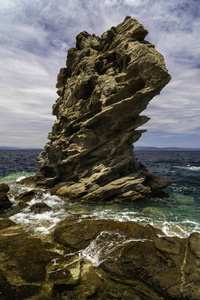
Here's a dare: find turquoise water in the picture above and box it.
[0,171,36,184]
[0,150,200,237]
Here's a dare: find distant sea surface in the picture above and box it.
[0,150,41,182]
[0,149,200,237]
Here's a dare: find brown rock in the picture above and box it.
[30,202,52,213]
[52,218,200,299]
[0,216,200,299]
[15,285,41,300]
[0,270,16,300]
[0,224,60,298]
[0,183,12,211]
[15,189,43,208]
[53,217,158,251]
[33,16,171,201]
[15,190,37,202]
[19,262,46,282]
[101,232,200,299]
[0,218,16,230]
[0,183,10,194]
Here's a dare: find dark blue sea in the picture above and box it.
[0,149,200,237]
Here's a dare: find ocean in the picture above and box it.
[0,149,200,237]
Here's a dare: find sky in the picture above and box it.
[0,0,199,149]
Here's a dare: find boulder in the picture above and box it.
[53,217,159,251]
[0,218,16,230]
[0,183,10,194]
[30,202,52,213]
[15,189,42,208]
[31,16,171,201]
[0,183,12,211]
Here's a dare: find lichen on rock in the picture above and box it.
[35,16,172,201]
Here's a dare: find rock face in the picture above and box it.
[36,16,171,201]
[1,217,200,300]
[53,218,200,300]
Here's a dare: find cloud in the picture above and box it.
[0,0,199,147]
[141,61,200,137]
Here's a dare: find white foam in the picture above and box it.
[9,187,68,235]
[80,231,152,267]
[7,183,200,238]
[80,231,127,267]
[80,204,200,238]
[175,166,200,171]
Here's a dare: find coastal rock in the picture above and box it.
[1,217,200,299]
[101,233,200,300]
[0,219,61,299]
[33,16,171,201]
[30,202,52,213]
[52,217,200,299]
[0,183,12,211]
[15,189,42,208]
[53,217,159,251]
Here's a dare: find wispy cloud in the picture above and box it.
[0,0,199,147]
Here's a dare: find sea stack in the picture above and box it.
[36,17,172,201]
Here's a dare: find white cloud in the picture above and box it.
[0,0,199,147]
[124,0,143,6]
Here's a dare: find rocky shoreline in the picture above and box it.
[1,183,200,299]
[1,205,200,299]
[1,17,199,299]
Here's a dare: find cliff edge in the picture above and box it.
[35,16,171,201]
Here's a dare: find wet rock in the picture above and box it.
[15,285,41,300]
[141,207,161,217]
[30,202,52,213]
[0,224,60,299]
[0,218,16,230]
[53,217,158,251]
[15,190,36,202]
[49,253,81,287]
[19,173,55,188]
[15,189,42,208]
[52,218,200,299]
[0,270,16,300]
[101,234,200,299]
[0,183,12,212]
[0,183,10,194]
[0,216,200,299]
[32,16,171,201]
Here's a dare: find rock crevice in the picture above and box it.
[34,17,171,201]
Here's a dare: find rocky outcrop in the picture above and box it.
[15,189,43,208]
[1,217,199,299]
[0,183,12,211]
[52,218,200,300]
[34,16,172,201]
[0,219,60,299]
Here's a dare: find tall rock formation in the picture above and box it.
[36,17,171,201]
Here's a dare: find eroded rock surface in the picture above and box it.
[1,217,199,299]
[52,218,200,300]
[33,16,171,201]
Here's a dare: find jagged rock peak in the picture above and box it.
[36,16,171,201]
